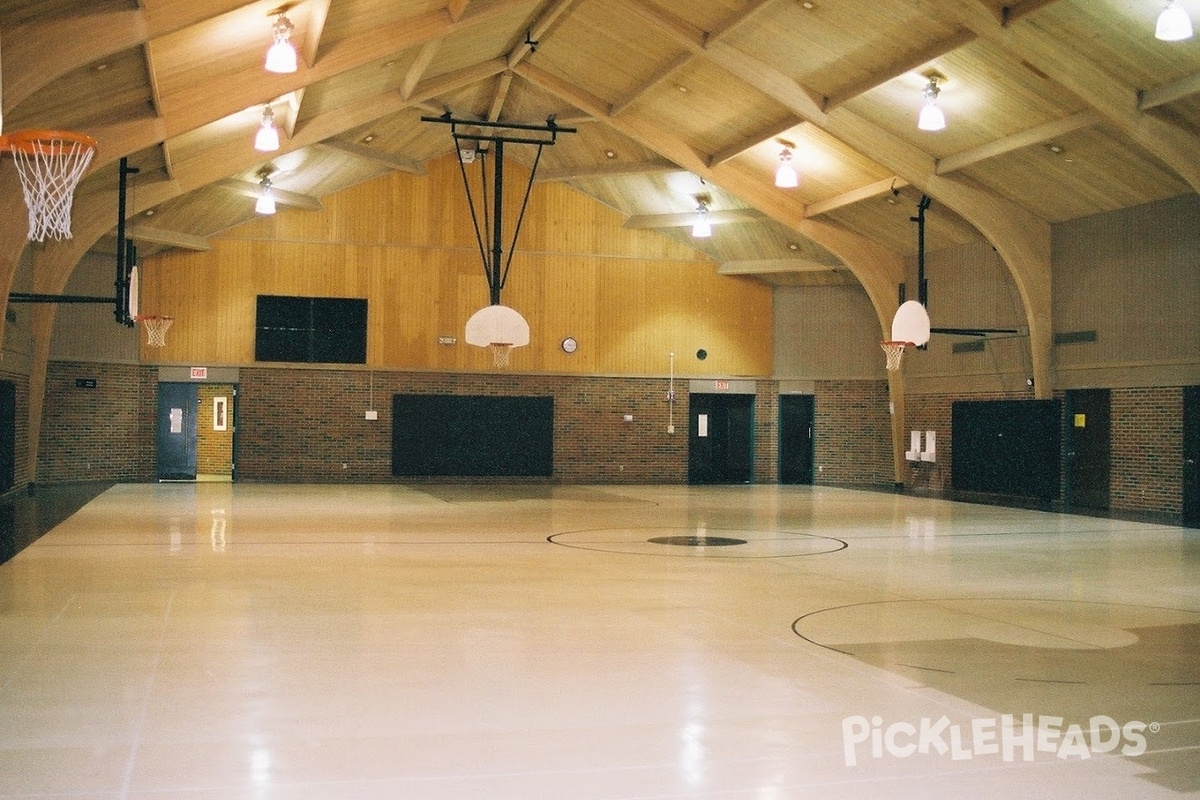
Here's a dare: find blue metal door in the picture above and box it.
[156,383,197,480]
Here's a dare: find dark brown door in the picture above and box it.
[1184,386,1200,528]
[1066,389,1111,511]
[779,395,814,485]
[689,393,754,484]
[0,381,14,492]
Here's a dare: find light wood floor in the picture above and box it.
[1,482,1197,798]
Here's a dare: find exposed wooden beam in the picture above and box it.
[706,40,826,120]
[606,0,706,54]
[602,0,1055,396]
[160,139,177,182]
[143,40,165,118]
[282,90,304,139]
[488,72,514,122]
[447,0,472,22]
[935,110,1099,174]
[3,2,252,113]
[126,224,210,252]
[624,208,766,229]
[805,177,909,217]
[320,140,426,174]
[535,158,678,182]
[706,0,777,44]
[508,0,579,68]
[302,0,334,68]
[402,38,443,100]
[87,2,527,171]
[719,258,836,275]
[215,178,324,211]
[610,52,694,117]
[709,117,802,166]
[822,29,977,111]
[941,0,1200,192]
[1138,70,1200,111]
[554,115,599,126]
[1000,0,1065,26]
[513,62,613,119]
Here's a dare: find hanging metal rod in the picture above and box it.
[422,113,576,307]
[8,293,117,304]
[420,112,576,139]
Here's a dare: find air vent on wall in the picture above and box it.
[952,340,986,354]
[1053,330,1098,345]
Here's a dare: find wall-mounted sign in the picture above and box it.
[75,378,97,389]
[190,367,208,380]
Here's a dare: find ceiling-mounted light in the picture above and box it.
[254,105,281,152]
[256,176,277,215]
[917,77,946,132]
[692,199,712,238]
[265,13,298,73]
[1156,0,1194,40]
[775,145,799,188]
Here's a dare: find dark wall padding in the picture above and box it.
[951,399,1061,500]
[392,394,553,477]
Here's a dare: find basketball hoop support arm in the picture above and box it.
[422,114,575,305]
[900,194,1019,339]
[8,158,138,317]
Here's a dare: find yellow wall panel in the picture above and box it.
[139,155,772,377]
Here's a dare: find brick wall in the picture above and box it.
[902,387,1187,516]
[754,384,779,484]
[233,368,690,484]
[33,361,1190,515]
[813,380,893,485]
[902,389,1039,494]
[39,362,156,484]
[1111,387,1183,513]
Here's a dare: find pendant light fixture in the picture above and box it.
[254,105,280,152]
[1156,0,1194,40]
[917,77,946,132]
[692,199,712,238]
[264,13,298,73]
[255,176,277,215]
[775,144,799,188]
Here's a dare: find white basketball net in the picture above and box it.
[881,341,909,372]
[489,343,513,368]
[137,316,174,348]
[9,136,96,242]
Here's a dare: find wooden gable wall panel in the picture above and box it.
[137,157,771,376]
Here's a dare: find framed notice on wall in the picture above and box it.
[213,397,228,431]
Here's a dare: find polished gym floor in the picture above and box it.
[1,482,1197,799]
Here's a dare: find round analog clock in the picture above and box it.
[561,336,578,354]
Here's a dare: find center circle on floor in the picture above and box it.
[648,534,748,547]
[548,527,847,558]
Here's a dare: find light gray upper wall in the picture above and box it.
[774,193,1199,392]
[51,251,139,364]
[902,239,1031,395]
[2,248,36,375]
[1052,192,1199,389]
[773,284,880,380]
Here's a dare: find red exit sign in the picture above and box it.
[715,380,729,391]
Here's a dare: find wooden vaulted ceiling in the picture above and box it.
[1,0,1198,299]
